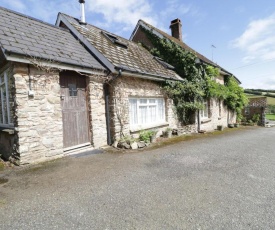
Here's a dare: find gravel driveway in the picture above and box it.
[0,126,275,230]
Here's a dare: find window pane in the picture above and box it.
[200,101,208,118]
[129,99,137,125]
[139,106,147,124]
[68,84,77,96]
[148,105,157,123]
[8,76,14,124]
[157,99,164,120]
[140,99,147,104]
[149,99,155,103]
[2,85,8,124]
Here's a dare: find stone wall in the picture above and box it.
[108,75,179,141]
[13,63,63,164]
[108,75,200,141]
[201,98,236,131]
[87,77,108,147]
[242,97,267,125]
[0,63,15,160]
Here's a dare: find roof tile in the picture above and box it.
[61,14,181,81]
[0,6,105,71]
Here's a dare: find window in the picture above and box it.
[200,100,209,119]
[0,70,14,126]
[218,99,222,117]
[129,98,165,129]
[101,31,128,48]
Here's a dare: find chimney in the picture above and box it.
[79,0,86,25]
[170,19,182,41]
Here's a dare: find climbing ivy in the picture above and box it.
[141,27,247,123]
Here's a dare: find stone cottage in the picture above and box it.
[0,5,182,164]
[56,11,183,143]
[0,6,111,164]
[130,19,240,131]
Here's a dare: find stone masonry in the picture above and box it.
[13,63,63,164]
[242,97,267,125]
[201,98,236,131]
[88,76,107,148]
[108,75,192,141]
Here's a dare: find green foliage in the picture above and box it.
[139,130,155,143]
[119,135,137,144]
[142,27,248,123]
[266,114,275,120]
[252,114,260,123]
[224,77,248,119]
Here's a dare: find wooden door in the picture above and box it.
[60,72,90,150]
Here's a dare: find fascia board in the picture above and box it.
[56,14,115,73]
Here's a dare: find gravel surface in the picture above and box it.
[0,126,275,230]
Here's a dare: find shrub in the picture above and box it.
[252,114,260,124]
[139,130,155,143]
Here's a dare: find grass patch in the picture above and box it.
[266,114,275,120]
[267,97,275,105]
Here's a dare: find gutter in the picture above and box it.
[3,49,107,76]
[114,66,182,82]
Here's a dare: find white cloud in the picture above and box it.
[85,0,157,32]
[232,14,275,62]
[2,0,26,11]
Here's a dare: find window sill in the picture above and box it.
[201,118,211,124]
[0,126,15,135]
[130,122,169,133]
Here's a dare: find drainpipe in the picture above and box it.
[104,70,122,145]
[104,83,111,145]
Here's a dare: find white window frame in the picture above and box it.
[200,100,209,119]
[0,70,13,127]
[129,97,166,131]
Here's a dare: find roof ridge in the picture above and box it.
[0,6,69,33]
[137,19,216,66]
[60,12,129,43]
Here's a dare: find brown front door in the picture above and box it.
[60,71,90,150]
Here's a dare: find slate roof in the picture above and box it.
[131,19,241,84]
[0,6,105,71]
[57,13,181,81]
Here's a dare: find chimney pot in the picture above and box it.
[170,18,182,41]
[79,0,86,25]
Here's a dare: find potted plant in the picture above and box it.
[228,123,234,128]
[163,127,172,138]
[150,130,158,143]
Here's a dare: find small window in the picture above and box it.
[200,100,209,119]
[101,31,128,48]
[154,57,175,70]
[218,99,222,117]
[0,70,14,127]
[68,84,77,96]
[129,98,165,129]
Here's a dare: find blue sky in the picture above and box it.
[1,0,275,89]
